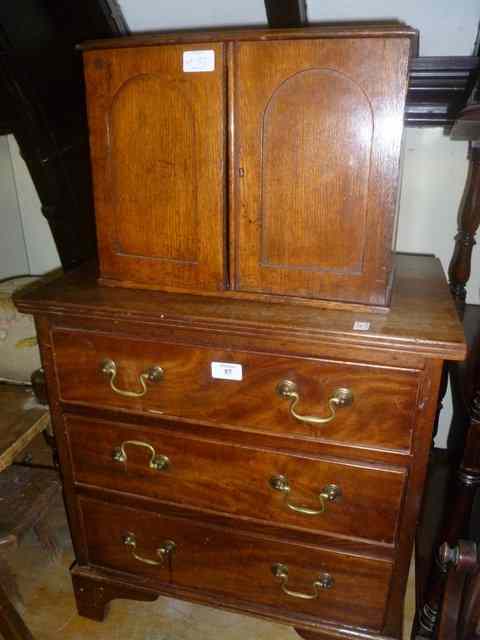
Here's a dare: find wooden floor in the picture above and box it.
[8,436,416,640]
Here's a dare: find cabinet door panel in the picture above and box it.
[84,44,226,292]
[233,38,411,305]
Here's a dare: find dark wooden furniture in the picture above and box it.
[0,386,50,473]
[82,25,416,307]
[0,465,60,607]
[413,67,480,639]
[435,541,480,640]
[0,582,34,640]
[0,385,59,640]
[264,0,307,28]
[0,1,128,270]
[14,253,465,640]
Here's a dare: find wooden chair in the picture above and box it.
[414,75,480,639]
[436,541,480,640]
[0,581,34,640]
[0,384,60,640]
[0,465,61,609]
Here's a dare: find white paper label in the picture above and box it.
[353,321,370,331]
[183,50,215,72]
[211,362,243,381]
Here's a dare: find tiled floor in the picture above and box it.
[7,489,416,640]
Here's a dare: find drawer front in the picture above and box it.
[67,415,406,544]
[80,497,392,631]
[53,329,419,451]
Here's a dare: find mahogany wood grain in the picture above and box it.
[234,36,411,306]
[84,44,226,293]
[66,414,407,544]
[70,564,397,640]
[52,329,419,453]
[71,571,158,622]
[383,359,444,637]
[79,496,393,632]
[14,255,466,363]
[32,317,89,565]
[14,254,464,640]
[77,480,397,563]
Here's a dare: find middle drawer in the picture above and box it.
[66,415,406,545]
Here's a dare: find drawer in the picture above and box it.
[53,329,419,451]
[80,496,392,631]
[67,415,406,544]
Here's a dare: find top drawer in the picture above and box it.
[51,329,419,452]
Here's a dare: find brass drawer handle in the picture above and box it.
[270,475,342,515]
[113,440,170,471]
[276,380,353,425]
[122,532,176,566]
[272,563,334,599]
[101,359,164,398]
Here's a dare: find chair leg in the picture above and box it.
[0,581,34,640]
[0,552,23,609]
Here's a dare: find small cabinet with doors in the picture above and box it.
[82,24,417,307]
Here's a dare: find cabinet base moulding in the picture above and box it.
[70,566,403,640]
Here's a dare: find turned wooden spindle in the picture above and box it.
[448,143,480,316]
[436,540,480,640]
[414,129,480,639]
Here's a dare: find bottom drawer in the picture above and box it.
[80,497,392,631]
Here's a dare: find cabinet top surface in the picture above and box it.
[79,22,418,53]
[15,254,465,361]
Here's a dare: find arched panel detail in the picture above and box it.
[260,68,373,274]
[108,74,198,264]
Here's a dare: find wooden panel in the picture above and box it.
[80,496,393,631]
[52,329,419,452]
[83,44,226,292]
[67,414,407,544]
[234,37,411,305]
[260,68,371,273]
[110,76,198,262]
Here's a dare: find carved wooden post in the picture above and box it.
[448,142,480,316]
[414,138,480,638]
[436,540,479,640]
[0,582,34,640]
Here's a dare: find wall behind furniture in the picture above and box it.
[2,0,478,445]
[0,135,60,279]
[0,136,29,278]
[7,136,60,275]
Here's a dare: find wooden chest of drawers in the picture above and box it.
[15,254,465,640]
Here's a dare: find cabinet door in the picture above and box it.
[84,44,226,292]
[233,38,411,305]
